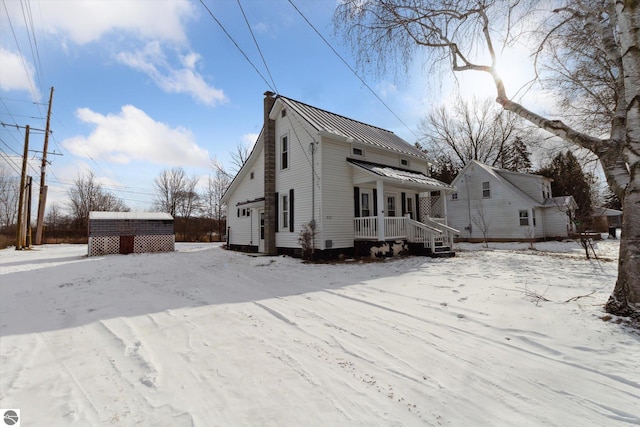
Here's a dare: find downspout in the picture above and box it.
[464,174,472,239]
[310,141,316,254]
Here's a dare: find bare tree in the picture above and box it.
[335,0,640,317]
[472,204,492,248]
[202,158,231,241]
[154,167,199,218]
[230,143,251,175]
[67,171,129,229]
[0,165,19,231]
[419,96,531,170]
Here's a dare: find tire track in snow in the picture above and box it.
[322,288,640,424]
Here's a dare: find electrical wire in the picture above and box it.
[287,0,420,142]
[198,0,275,93]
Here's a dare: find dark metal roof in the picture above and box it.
[348,158,455,191]
[279,96,428,159]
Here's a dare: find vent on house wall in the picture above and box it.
[325,240,333,248]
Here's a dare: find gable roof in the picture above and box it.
[452,160,544,207]
[277,96,429,160]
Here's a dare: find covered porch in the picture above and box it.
[348,158,459,256]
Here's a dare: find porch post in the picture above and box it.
[377,179,385,241]
[442,191,449,225]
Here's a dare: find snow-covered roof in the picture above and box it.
[592,206,622,216]
[89,212,173,221]
[278,96,429,160]
[348,158,455,191]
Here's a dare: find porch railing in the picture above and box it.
[354,216,459,250]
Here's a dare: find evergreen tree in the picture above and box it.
[429,156,460,184]
[537,151,593,226]
[505,137,532,173]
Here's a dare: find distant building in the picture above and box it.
[449,160,578,241]
[88,212,174,256]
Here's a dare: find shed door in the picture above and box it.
[119,235,134,254]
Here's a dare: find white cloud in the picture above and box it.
[117,43,227,106]
[242,133,260,149]
[377,81,398,98]
[0,48,38,97]
[32,0,195,45]
[62,105,209,168]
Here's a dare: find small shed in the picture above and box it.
[88,212,174,257]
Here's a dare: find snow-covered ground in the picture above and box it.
[1,240,638,426]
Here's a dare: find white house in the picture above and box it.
[221,92,458,258]
[448,160,578,242]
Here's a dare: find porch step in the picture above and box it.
[430,246,455,258]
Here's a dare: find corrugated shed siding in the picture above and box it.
[226,147,265,246]
[89,219,174,236]
[320,139,355,249]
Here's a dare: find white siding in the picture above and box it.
[448,166,544,240]
[357,146,430,174]
[320,138,355,250]
[226,146,264,247]
[501,172,545,204]
[273,111,319,249]
[543,207,572,238]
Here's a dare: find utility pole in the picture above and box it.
[16,125,29,250]
[35,86,54,245]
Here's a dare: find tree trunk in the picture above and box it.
[606,173,640,317]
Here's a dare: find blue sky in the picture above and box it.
[0,0,522,212]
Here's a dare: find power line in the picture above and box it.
[287,0,420,142]
[2,0,41,103]
[198,0,275,92]
[236,0,278,93]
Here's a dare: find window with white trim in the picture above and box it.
[281,194,289,229]
[400,158,409,167]
[482,181,491,198]
[281,135,289,169]
[386,194,396,217]
[353,147,364,156]
[406,197,414,219]
[519,210,529,226]
[451,192,458,200]
[361,192,371,217]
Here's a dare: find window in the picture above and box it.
[400,158,409,167]
[532,209,536,227]
[519,210,529,226]
[353,147,363,156]
[361,193,371,217]
[250,172,254,179]
[281,136,289,169]
[482,181,491,198]
[386,195,396,217]
[281,109,287,117]
[282,194,289,229]
[406,197,414,219]
[451,192,458,200]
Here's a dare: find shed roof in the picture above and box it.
[348,158,455,191]
[89,212,173,221]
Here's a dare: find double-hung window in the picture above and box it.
[281,136,289,169]
[387,195,396,217]
[519,210,529,226]
[482,181,491,198]
[282,194,289,229]
[361,193,371,217]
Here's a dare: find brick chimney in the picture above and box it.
[263,91,277,255]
